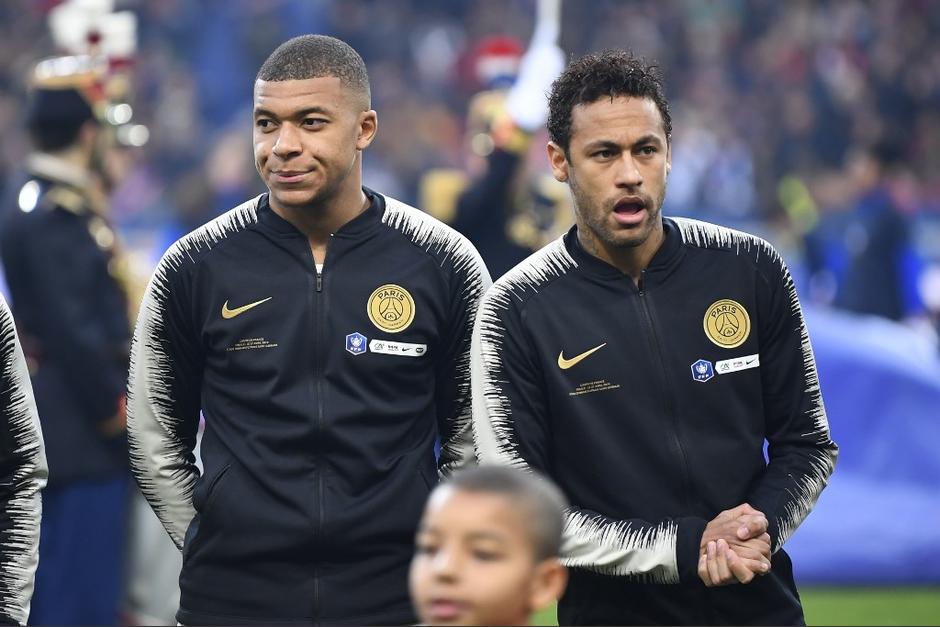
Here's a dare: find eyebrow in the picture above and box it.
[253,106,332,120]
[415,526,509,544]
[583,139,621,152]
[465,531,509,543]
[633,134,664,147]
[583,134,664,152]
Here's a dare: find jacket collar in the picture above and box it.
[564,216,685,284]
[257,187,384,239]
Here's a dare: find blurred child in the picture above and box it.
[409,466,568,626]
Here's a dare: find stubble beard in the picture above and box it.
[570,177,667,257]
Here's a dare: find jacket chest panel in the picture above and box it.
[199,245,444,394]
[531,274,764,431]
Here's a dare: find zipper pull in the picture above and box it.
[316,273,323,292]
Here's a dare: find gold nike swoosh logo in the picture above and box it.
[221,297,272,319]
[557,343,607,370]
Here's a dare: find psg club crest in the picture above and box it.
[703,299,751,349]
[367,284,415,333]
[690,359,714,383]
[346,332,367,355]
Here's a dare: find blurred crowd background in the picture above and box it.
[0,0,938,625]
[2,0,940,320]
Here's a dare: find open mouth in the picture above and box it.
[612,197,647,225]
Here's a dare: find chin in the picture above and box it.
[603,228,650,249]
[271,189,320,208]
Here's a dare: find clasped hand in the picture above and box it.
[697,503,771,587]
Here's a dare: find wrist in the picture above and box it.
[676,516,708,583]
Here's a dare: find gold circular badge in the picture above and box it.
[703,299,751,348]
[367,284,415,333]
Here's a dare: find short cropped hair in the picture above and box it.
[446,466,567,561]
[547,49,671,155]
[257,34,371,107]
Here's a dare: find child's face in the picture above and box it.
[409,486,564,626]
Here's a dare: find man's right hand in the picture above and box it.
[701,503,770,550]
[698,503,772,586]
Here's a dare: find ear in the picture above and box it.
[666,142,672,175]
[527,559,568,614]
[356,109,378,150]
[547,141,569,183]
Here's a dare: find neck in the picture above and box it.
[270,176,368,252]
[577,220,664,285]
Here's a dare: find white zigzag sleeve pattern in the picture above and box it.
[381,196,492,476]
[471,238,680,583]
[0,294,47,625]
[674,217,837,550]
[127,196,261,548]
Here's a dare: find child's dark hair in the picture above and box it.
[446,466,567,560]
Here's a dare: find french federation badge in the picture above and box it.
[346,332,367,355]
[690,359,714,382]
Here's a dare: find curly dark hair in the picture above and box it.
[257,35,371,107]
[547,49,671,156]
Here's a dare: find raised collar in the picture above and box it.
[257,187,385,239]
[564,217,685,285]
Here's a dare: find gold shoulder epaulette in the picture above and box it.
[42,185,87,215]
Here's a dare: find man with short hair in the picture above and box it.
[472,50,837,625]
[128,35,490,625]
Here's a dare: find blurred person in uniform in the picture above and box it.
[0,293,47,626]
[421,0,568,279]
[409,466,568,626]
[0,34,142,627]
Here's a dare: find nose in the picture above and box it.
[614,154,643,188]
[272,123,302,159]
[431,547,461,582]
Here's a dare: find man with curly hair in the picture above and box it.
[472,49,837,625]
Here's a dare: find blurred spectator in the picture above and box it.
[4,2,938,275]
[834,141,921,321]
[421,1,569,279]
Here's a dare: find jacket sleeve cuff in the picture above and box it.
[676,516,708,584]
[749,496,783,552]
[767,513,783,553]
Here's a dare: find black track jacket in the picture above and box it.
[472,218,837,625]
[127,190,490,625]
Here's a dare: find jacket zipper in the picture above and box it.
[638,273,712,622]
[636,272,695,514]
[307,241,329,623]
